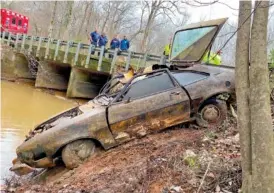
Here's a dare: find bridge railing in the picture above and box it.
[1,32,166,74]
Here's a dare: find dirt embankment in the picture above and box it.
[4,113,244,193]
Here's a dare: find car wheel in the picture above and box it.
[62,139,95,169]
[196,99,227,128]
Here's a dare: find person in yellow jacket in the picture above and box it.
[163,44,171,57]
[202,51,222,65]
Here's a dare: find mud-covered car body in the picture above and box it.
[16,64,234,168]
[14,17,235,169]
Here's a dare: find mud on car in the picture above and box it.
[11,17,235,174]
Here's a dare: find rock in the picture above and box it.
[170,185,183,192]
[184,150,196,158]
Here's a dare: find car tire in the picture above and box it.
[196,99,227,128]
[62,139,95,169]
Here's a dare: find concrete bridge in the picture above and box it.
[1,32,165,99]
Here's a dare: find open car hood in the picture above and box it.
[170,18,228,64]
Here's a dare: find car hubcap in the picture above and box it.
[202,105,220,123]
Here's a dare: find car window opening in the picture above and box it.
[121,73,175,101]
[172,72,209,86]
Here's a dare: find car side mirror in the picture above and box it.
[124,97,131,104]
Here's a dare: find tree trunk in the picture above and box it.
[249,1,274,192]
[235,1,252,192]
[76,2,90,38]
[101,2,111,33]
[63,1,74,40]
[48,1,58,38]
[84,2,93,36]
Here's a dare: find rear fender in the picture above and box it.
[198,92,231,111]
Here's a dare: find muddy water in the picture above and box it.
[1,80,79,182]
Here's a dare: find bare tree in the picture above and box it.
[63,1,74,39]
[249,1,274,192]
[48,1,58,38]
[235,1,252,192]
[236,1,274,192]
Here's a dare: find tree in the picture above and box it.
[48,1,58,38]
[236,1,274,192]
[249,1,274,192]
[137,0,187,52]
[235,1,252,192]
[63,1,74,39]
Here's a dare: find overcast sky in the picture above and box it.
[187,0,240,23]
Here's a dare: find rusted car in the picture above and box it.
[11,18,235,174]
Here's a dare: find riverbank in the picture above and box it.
[3,114,244,193]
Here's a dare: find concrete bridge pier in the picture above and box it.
[66,67,110,98]
[1,47,16,78]
[35,61,71,90]
[13,52,33,79]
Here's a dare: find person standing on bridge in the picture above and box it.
[90,28,99,55]
[109,34,120,58]
[110,35,120,50]
[120,35,130,52]
[98,32,108,56]
[90,28,99,47]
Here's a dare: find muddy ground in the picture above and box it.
[4,112,244,193]
[3,102,274,193]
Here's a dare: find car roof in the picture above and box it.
[175,64,234,76]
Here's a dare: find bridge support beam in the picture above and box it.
[66,67,110,99]
[14,53,33,79]
[1,47,16,79]
[35,61,71,90]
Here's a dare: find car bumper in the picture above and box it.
[10,156,56,176]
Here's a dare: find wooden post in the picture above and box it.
[136,55,142,71]
[73,42,81,66]
[14,33,20,49]
[85,44,94,68]
[97,46,105,71]
[110,48,118,74]
[159,54,166,65]
[7,32,12,46]
[54,39,61,61]
[45,38,51,59]
[36,37,43,57]
[20,34,26,52]
[141,53,148,68]
[63,41,71,63]
[125,51,132,71]
[28,36,34,54]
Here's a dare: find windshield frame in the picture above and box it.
[170,24,219,63]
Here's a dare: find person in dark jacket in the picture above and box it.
[110,35,120,58]
[98,32,108,47]
[98,32,108,56]
[110,35,120,49]
[120,35,130,51]
[90,29,99,46]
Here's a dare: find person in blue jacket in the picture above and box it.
[110,35,120,49]
[98,32,108,56]
[120,35,130,51]
[109,35,120,58]
[90,28,99,46]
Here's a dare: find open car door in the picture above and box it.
[170,18,228,65]
[107,70,191,144]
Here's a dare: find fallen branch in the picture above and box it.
[197,161,212,193]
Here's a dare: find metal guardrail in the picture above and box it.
[1,32,166,74]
